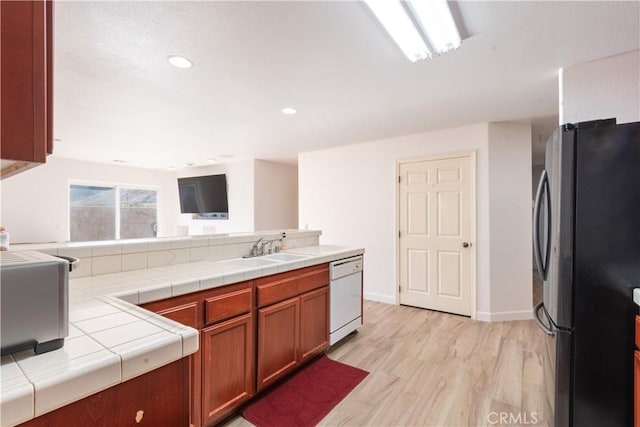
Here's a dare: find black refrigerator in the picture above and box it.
[533,118,640,427]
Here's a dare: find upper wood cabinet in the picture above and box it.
[1,0,54,179]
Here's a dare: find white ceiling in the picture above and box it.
[52,1,640,169]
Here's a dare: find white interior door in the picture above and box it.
[398,154,474,316]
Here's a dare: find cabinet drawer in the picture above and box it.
[257,276,298,308]
[297,265,329,295]
[157,302,198,329]
[205,288,252,326]
[256,264,329,308]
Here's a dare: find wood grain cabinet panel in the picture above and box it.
[299,287,330,363]
[18,359,189,427]
[142,281,254,427]
[256,264,329,307]
[297,265,329,295]
[205,288,252,326]
[157,302,199,329]
[1,0,54,178]
[202,314,254,426]
[144,297,202,427]
[256,275,299,308]
[257,298,300,391]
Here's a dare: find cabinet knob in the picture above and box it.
[462,242,471,248]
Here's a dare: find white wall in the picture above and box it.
[486,122,533,320]
[177,160,255,234]
[0,156,179,243]
[299,123,492,312]
[253,160,298,231]
[561,49,640,124]
[299,122,534,320]
[1,156,297,244]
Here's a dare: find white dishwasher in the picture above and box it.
[330,255,363,345]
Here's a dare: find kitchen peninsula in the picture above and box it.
[0,230,364,427]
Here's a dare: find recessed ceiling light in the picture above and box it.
[185,162,195,167]
[113,159,127,163]
[220,154,235,159]
[167,166,176,170]
[207,158,216,163]
[281,107,297,115]
[167,55,193,69]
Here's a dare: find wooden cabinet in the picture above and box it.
[19,358,189,427]
[202,314,254,425]
[17,262,336,427]
[256,264,330,392]
[257,298,300,391]
[142,264,330,425]
[142,281,254,427]
[152,301,201,427]
[299,286,330,363]
[1,0,54,179]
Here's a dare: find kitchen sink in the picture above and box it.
[262,253,310,262]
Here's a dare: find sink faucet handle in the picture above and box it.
[259,240,271,256]
[251,237,264,256]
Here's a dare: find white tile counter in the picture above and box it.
[634,288,640,306]
[0,245,363,427]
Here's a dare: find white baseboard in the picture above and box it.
[476,310,533,322]
[364,292,396,305]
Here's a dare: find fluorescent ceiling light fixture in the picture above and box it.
[364,0,430,62]
[167,55,193,69]
[408,0,461,54]
[281,107,297,115]
[364,0,461,62]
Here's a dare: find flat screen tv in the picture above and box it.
[178,174,229,219]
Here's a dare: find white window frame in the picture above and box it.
[68,180,160,241]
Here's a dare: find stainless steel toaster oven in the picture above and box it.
[1,251,76,355]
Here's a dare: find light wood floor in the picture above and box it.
[224,300,549,427]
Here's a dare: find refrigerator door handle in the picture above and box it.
[533,170,550,280]
[533,302,555,336]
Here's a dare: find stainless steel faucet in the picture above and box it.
[249,237,263,257]
[244,232,286,258]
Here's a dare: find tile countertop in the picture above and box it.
[634,289,640,306]
[0,245,364,427]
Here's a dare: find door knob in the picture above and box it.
[462,242,471,248]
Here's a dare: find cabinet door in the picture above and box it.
[299,286,329,363]
[1,0,53,176]
[202,314,254,426]
[257,298,300,391]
